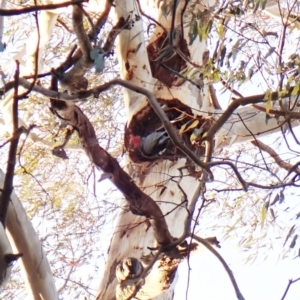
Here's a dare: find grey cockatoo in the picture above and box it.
[129,131,169,156]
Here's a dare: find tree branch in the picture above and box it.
[205,89,300,141]
[251,139,297,172]
[50,100,173,246]
[190,234,245,300]
[0,64,21,227]
[0,0,87,16]
[281,276,300,300]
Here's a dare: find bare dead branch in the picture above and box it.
[0,0,87,16]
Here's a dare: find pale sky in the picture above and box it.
[174,242,300,300]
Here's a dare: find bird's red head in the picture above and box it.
[129,135,142,150]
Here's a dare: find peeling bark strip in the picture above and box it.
[50,99,173,246]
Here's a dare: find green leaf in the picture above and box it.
[260,201,269,229]
[190,132,197,143]
[179,120,195,134]
[188,19,198,45]
[264,47,275,59]
[179,122,188,135]
[213,69,220,82]
[217,23,225,39]
[232,39,241,62]
[202,20,212,40]
[292,82,300,96]
[186,120,199,131]
[263,89,272,114]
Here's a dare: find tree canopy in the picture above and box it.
[1,0,300,299]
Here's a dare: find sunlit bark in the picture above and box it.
[97,1,300,299]
[1,0,300,299]
[0,170,58,299]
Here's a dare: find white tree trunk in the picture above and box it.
[97,1,300,299]
[0,221,14,289]
[0,169,58,299]
[1,0,298,298]
[97,1,207,298]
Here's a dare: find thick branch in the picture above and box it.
[10,78,214,178]
[72,4,92,61]
[51,100,173,245]
[205,90,299,141]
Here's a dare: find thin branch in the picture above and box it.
[72,4,92,60]
[136,0,167,33]
[281,277,300,300]
[190,234,245,300]
[10,78,213,178]
[208,160,248,191]
[251,139,297,172]
[236,113,280,181]
[205,89,298,141]
[0,62,22,227]
[0,0,86,16]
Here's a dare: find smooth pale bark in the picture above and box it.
[97,1,208,299]
[0,6,59,299]
[0,221,14,289]
[0,0,299,299]
[97,1,300,299]
[0,169,58,299]
[214,104,297,149]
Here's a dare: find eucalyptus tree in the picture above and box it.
[0,0,300,299]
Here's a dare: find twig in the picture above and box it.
[11,78,213,179]
[0,62,22,227]
[0,0,86,16]
[280,277,300,300]
[251,139,297,172]
[190,234,245,300]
